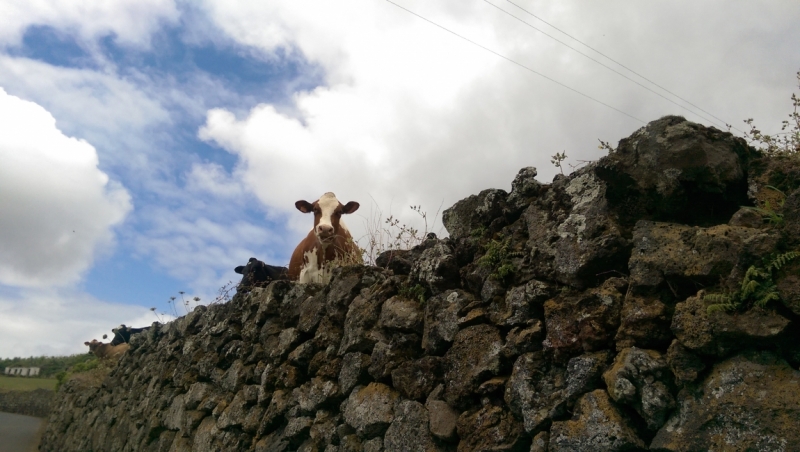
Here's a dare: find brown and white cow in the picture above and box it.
[84,339,129,360]
[289,192,362,284]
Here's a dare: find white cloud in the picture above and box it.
[131,204,289,294]
[198,0,800,246]
[0,0,180,47]
[0,288,165,357]
[0,88,131,287]
[185,162,246,199]
[0,56,172,174]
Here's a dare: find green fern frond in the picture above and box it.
[707,301,739,314]
[704,293,732,304]
[741,279,761,299]
[704,293,739,314]
[766,251,800,272]
[755,290,781,309]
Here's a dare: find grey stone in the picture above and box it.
[443,324,503,409]
[671,292,791,356]
[425,399,458,442]
[596,115,751,226]
[391,356,443,401]
[549,390,644,452]
[409,241,460,295]
[339,352,371,397]
[342,383,399,439]
[456,405,525,452]
[542,278,625,363]
[504,352,566,433]
[338,295,382,356]
[666,339,706,385]
[507,166,542,212]
[652,352,800,451]
[443,188,508,240]
[522,168,629,288]
[384,400,443,452]
[629,221,779,291]
[378,296,423,333]
[602,347,674,430]
[293,377,340,414]
[422,290,473,355]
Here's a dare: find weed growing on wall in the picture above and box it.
[705,251,799,313]
[357,201,443,266]
[398,282,428,304]
[739,71,800,157]
[742,186,786,227]
[478,236,518,281]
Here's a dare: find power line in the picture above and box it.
[383,0,646,124]
[482,0,728,130]
[502,0,742,132]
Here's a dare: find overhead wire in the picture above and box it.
[383,0,646,124]
[482,0,728,130]
[501,0,742,133]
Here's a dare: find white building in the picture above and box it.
[3,367,40,377]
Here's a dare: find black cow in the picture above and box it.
[235,257,289,290]
[111,324,151,345]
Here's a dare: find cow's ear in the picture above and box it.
[234,266,245,274]
[296,200,314,213]
[84,342,91,346]
[342,201,360,214]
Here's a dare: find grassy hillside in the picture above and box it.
[0,375,58,391]
[0,354,95,378]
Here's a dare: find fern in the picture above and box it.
[478,237,517,280]
[743,185,787,226]
[754,288,781,309]
[766,251,800,272]
[705,250,798,313]
[705,293,740,313]
[398,283,427,304]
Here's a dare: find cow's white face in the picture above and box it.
[295,192,360,243]
[315,192,342,240]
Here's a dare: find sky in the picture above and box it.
[1,0,798,358]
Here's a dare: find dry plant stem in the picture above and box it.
[355,198,443,265]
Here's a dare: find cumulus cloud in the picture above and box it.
[131,203,289,294]
[185,162,246,199]
[198,0,800,246]
[0,0,180,47]
[0,288,164,357]
[0,88,131,287]
[0,56,173,174]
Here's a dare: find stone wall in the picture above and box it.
[0,389,54,418]
[40,116,800,451]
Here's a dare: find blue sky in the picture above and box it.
[1,0,799,357]
[6,19,315,304]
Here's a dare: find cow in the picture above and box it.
[110,324,150,346]
[289,192,362,284]
[234,257,289,291]
[84,339,130,360]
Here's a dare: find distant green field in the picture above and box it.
[0,375,57,391]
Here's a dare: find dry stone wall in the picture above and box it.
[41,116,800,451]
[0,388,53,418]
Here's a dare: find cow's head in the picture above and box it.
[84,339,102,353]
[295,192,359,242]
